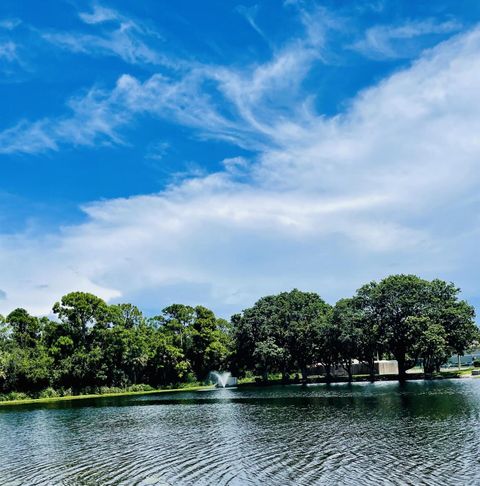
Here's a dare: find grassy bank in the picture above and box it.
[0,384,215,407]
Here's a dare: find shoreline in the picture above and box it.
[0,385,215,407]
[237,368,476,387]
[1,369,476,407]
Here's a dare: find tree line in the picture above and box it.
[0,274,478,398]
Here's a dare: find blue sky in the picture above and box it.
[1,0,480,317]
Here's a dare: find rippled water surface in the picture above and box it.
[1,380,480,485]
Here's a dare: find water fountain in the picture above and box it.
[210,371,232,388]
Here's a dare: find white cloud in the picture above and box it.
[350,18,462,59]
[78,5,120,25]
[2,25,480,316]
[42,3,167,67]
[0,84,130,154]
[0,8,327,155]
[0,18,21,31]
[0,41,18,63]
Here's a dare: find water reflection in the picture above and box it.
[0,380,479,485]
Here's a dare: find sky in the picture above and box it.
[1,0,480,318]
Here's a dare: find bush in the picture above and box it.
[127,384,154,392]
[0,391,29,401]
[39,387,60,399]
[183,372,198,384]
[473,360,480,368]
[99,386,123,395]
[177,380,200,389]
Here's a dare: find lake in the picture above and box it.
[1,379,479,485]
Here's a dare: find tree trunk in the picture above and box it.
[423,358,434,376]
[301,367,308,382]
[397,355,407,383]
[368,358,376,382]
[458,354,461,370]
[347,363,352,383]
[262,369,268,383]
[325,364,332,383]
[343,359,352,382]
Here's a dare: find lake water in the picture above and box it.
[1,379,480,485]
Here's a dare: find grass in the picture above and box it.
[0,384,215,407]
[438,367,474,378]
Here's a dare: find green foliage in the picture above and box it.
[352,275,477,380]
[5,308,41,348]
[39,387,60,398]
[409,317,449,374]
[0,275,477,397]
[233,289,331,380]
[0,294,231,397]
[0,391,29,401]
[234,276,478,383]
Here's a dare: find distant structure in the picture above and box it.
[311,360,399,377]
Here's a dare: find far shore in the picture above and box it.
[0,385,215,407]
[1,368,477,407]
[237,367,477,387]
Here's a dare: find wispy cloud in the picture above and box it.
[0,18,21,30]
[236,5,272,47]
[42,3,168,66]
[0,6,327,155]
[78,4,120,25]
[1,24,480,315]
[0,84,130,154]
[350,18,462,59]
[0,38,31,80]
[0,41,17,62]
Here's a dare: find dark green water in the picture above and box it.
[1,379,480,485]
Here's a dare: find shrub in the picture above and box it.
[473,360,480,368]
[183,372,198,384]
[128,384,154,392]
[39,387,60,399]
[99,386,123,395]
[1,391,29,401]
[177,380,200,388]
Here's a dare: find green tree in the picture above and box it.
[286,291,330,381]
[189,306,231,379]
[355,275,431,381]
[233,289,330,381]
[52,292,110,348]
[314,318,340,383]
[410,317,449,374]
[159,304,195,350]
[110,303,145,329]
[331,299,361,382]
[427,280,477,369]
[5,308,41,348]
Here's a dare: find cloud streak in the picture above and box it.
[350,18,462,59]
[0,7,326,155]
[42,3,169,67]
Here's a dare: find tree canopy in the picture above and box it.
[0,275,478,398]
